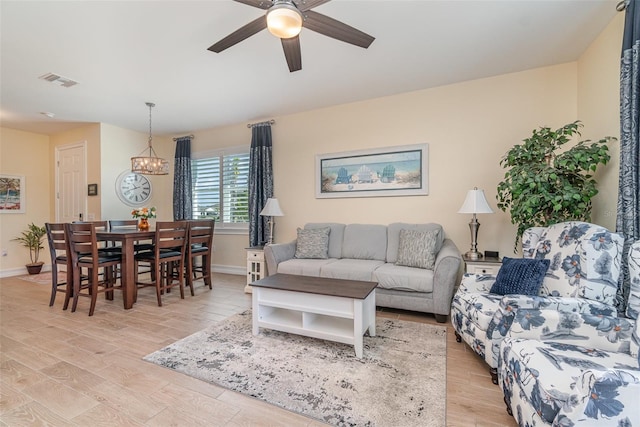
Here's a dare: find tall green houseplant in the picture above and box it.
[12,222,47,274]
[497,121,614,251]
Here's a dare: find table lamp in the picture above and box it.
[260,198,284,245]
[458,187,494,260]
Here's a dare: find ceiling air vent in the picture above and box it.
[38,72,78,88]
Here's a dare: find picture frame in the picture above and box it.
[88,183,98,196]
[0,174,26,213]
[316,143,429,198]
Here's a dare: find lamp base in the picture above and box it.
[463,251,483,261]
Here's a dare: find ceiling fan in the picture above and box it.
[207,0,375,72]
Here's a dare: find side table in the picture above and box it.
[245,246,266,293]
[464,256,502,275]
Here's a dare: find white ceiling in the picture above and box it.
[0,0,619,136]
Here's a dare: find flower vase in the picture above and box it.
[138,218,149,230]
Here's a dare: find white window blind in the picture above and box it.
[192,147,250,230]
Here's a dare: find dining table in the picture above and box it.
[97,228,154,309]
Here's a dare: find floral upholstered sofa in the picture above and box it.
[498,240,640,426]
[451,221,625,384]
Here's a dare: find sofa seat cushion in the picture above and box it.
[451,290,503,331]
[319,259,384,282]
[373,263,435,293]
[501,337,638,424]
[277,258,338,277]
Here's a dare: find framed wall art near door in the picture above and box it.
[315,144,428,199]
[0,174,26,213]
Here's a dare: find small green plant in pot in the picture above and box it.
[12,222,47,274]
[497,121,614,251]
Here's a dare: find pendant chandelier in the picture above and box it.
[131,102,169,175]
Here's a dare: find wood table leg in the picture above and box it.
[121,237,135,309]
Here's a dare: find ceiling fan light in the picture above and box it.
[267,5,302,39]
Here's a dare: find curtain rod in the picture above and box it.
[172,134,194,141]
[247,119,275,128]
[617,0,626,11]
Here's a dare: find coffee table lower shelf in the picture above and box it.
[252,285,376,358]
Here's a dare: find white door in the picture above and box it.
[56,142,87,222]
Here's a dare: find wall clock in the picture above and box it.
[115,170,152,207]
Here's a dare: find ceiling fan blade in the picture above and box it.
[208,15,267,53]
[294,0,332,12]
[233,0,272,10]
[303,10,374,49]
[281,36,302,72]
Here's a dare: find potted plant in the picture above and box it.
[497,121,614,251]
[12,222,47,274]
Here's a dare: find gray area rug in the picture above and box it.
[144,310,446,426]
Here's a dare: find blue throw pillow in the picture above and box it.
[489,257,550,296]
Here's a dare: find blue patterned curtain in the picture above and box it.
[173,136,192,220]
[617,0,640,314]
[248,123,273,247]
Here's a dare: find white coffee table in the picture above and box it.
[251,274,377,358]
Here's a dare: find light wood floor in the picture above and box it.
[0,273,516,426]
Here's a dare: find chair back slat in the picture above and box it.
[46,223,67,254]
[65,222,98,261]
[155,221,188,252]
[109,219,138,230]
[189,219,215,247]
[189,219,215,248]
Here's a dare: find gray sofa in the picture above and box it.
[264,222,462,322]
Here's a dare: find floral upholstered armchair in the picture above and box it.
[451,221,625,384]
[498,240,640,426]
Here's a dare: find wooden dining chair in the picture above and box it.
[134,221,188,307]
[64,222,122,316]
[185,219,215,294]
[45,223,71,307]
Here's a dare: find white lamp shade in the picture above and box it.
[267,5,303,38]
[458,188,494,214]
[260,198,284,217]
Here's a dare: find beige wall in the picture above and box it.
[193,62,580,267]
[578,13,624,230]
[193,13,622,270]
[0,13,623,276]
[0,127,51,274]
[99,123,174,223]
[49,123,101,221]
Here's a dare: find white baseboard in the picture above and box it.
[212,264,246,276]
[0,264,52,278]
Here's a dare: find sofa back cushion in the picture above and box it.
[304,223,345,259]
[342,224,387,261]
[387,223,444,264]
[532,221,624,307]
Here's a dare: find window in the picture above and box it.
[192,147,250,231]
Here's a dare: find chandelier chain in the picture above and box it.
[147,102,155,147]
